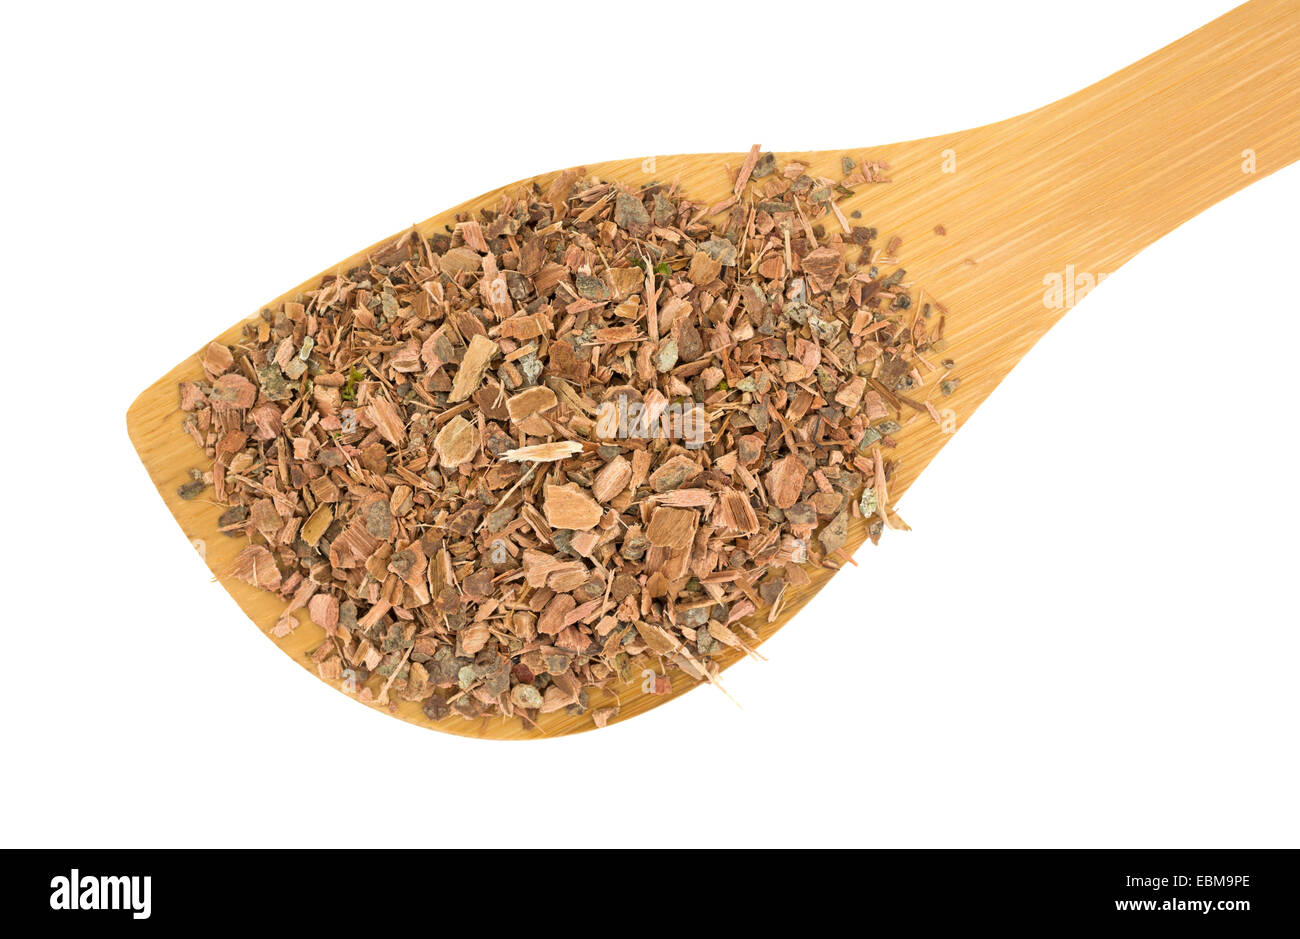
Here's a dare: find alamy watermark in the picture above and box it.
[1043,264,1110,309]
[50,869,151,919]
[595,394,708,449]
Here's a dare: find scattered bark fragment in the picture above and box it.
[646,506,697,550]
[592,455,632,503]
[818,509,849,554]
[367,396,406,447]
[614,191,650,230]
[511,683,544,709]
[434,415,479,468]
[503,441,583,463]
[448,334,498,403]
[505,386,557,422]
[801,247,844,293]
[227,545,281,591]
[765,455,807,510]
[715,490,760,534]
[172,145,949,726]
[543,485,603,531]
[209,373,256,410]
[307,594,339,633]
[301,504,333,547]
[202,342,233,376]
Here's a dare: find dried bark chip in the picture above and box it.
[301,504,333,547]
[652,488,713,508]
[543,485,603,531]
[388,543,428,587]
[540,682,578,712]
[419,695,449,721]
[460,624,490,655]
[595,325,640,344]
[646,506,697,549]
[249,405,282,440]
[653,338,678,373]
[270,613,299,638]
[421,327,455,370]
[737,434,765,466]
[688,250,723,286]
[178,381,206,410]
[216,505,247,534]
[698,238,737,266]
[765,455,808,509]
[818,509,849,554]
[367,395,406,447]
[457,220,489,253]
[614,191,650,230]
[567,531,600,559]
[835,376,866,411]
[786,501,817,526]
[209,373,256,411]
[677,324,704,364]
[255,365,290,401]
[812,491,843,517]
[801,246,844,292]
[634,620,679,655]
[629,448,652,492]
[538,593,577,634]
[228,545,281,591]
[511,683,544,709]
[390,338,422,373]
[575,273,610,301]
[202,342,233,376]
[502,441,582,463]
[733,144,762,193]
[434,415,479,468]
[440,246,482,275]
[362,496,393,539]
[708,619,756,655]
[448,334,499,403]
[610,573,640,602]
[862,391,890,422]
[649,454,701,493]
[308,594,339,632]
[505,385,557,422]
[716,490,760,534]
[592,455,632,503]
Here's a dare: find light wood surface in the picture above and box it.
[127,0,1300,739]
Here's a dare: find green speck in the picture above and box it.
[341,366,365,401]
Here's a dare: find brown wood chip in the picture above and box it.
[543,484,603,530]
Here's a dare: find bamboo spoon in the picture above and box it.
[127,0,1300,739]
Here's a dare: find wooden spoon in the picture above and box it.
[127,0,1300,739]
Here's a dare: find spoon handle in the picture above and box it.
[967,0,1300,268]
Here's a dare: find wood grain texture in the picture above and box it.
[127,0,1299,739]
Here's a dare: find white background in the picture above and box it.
[1,0,1295,848]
